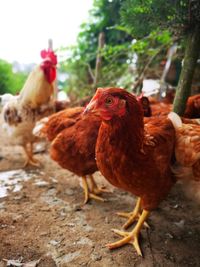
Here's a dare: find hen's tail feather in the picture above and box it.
[168,112,182,129]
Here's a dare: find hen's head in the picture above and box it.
[137,95,152,117]
[85,87,142,121]
[40,49,57,83]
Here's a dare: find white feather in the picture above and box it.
[168,111,182,129]
[33,117,49,137]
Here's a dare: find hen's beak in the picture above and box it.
[83,100,97,115]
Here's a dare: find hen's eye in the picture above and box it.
[105,98,113,105]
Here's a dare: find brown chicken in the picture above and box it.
[184,94,200,118]
[1,49,57,167]
[34,107,108,204]
[168,112,200,180]
[137,95,152,117]
[85,87,176,255]
[142,93,200,118]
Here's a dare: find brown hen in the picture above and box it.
[34,107,108,204]
[184,94,200,118]
[85,87,176,255]
[168,112,200,181]
[142,93,200,118]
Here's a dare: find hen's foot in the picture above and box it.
[23,143,41,168]
[82,176,105,205]
[117,211,149,229]
[88,175,111,195]
[87,193,105,203]
[117,198,149,229]
[106,210,150,256]
[106,229,142,256]
[91,185,111,195]
[23,157,41,168]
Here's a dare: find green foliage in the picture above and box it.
[60,0,194,99]
[59,0,133,98]
[0,60,27,95]
[120,0,189,38]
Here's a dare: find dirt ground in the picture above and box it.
[0,135,200,266]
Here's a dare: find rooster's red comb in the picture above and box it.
[40,49,57,65]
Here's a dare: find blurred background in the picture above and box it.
[0,0,200,103]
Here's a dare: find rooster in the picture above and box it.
[1,49,57,167]
[33,107,108,204]
[0,93,16,112]
[85,87,176,255]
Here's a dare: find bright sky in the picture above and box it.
[0,0,93,64]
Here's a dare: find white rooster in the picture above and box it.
[1,49,57,167]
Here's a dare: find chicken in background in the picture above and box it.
[1,49,57,167]
[85,87,176,255]
[33,107,109,204]
[136,95,152,117]
[140,93,200,118]
[138,93,173,117]
[168,112,200,180]
[184,94,200,118]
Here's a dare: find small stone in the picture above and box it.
[105,217,109,224]
[165,233,174,239]
[91,253,102,261]
[35,181,49,187]
[174,219,185,229]
[66,223,75,227]
[49,240,60,246]
[65,189,74,196]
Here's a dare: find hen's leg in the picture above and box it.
[81,176,105,205]
[23,143,40,167]
[106,210,150,256]
[88,175,111,194]
[117,198,149,229]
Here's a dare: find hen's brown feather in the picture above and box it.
[93,88,176,210]
[37,107,101,178]
[184,94,200,118]
[40,107,83,141]
[141,93,200,119]
[168,112,200,181]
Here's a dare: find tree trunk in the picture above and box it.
[93,32,105,92]
[173,26,200,115]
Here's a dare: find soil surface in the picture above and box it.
[0,130,200,267]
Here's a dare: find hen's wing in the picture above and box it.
[50,112,100,176]
[144,117,175,165]
[35,107,84,141]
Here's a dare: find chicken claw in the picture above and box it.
[107,229,142,256]
[82,176,105,205]
[117,198,149,229]
[106,210,149,256]
[23,157,41,168]
[23,143,41,168]
[88,175,111,195]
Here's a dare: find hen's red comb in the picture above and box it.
[40,49,57,65]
